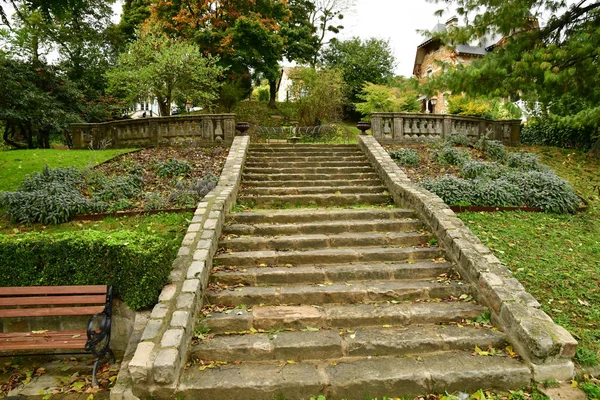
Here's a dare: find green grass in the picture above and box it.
[0,212,193,241]
[0,148,135,191]
[457,145,600,366]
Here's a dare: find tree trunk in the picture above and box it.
[2,123,26,149]
[591,137,600,158]
[268,79,277,109]
[157,97,170,117]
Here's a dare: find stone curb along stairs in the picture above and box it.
[358,135,577,380]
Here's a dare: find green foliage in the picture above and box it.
[460,161,506,179]
[574,347,600,367]
[477,139,508,162]
[432,146,472,166]
[155,159,192,178]
[321,37,396,104]
[388,148,420,166]
[580,382,600,399]
[92,173,145,202]
[257,87,270,103]
[288,67,347,126]
[505,152,548,172]
[143,192,168,211]
[106,23,225,116]
[0,167,89,225]
[445,133,471,147]
[505,171,581,213]
[354,81,420,118]
[473,179,524,207]
[168,176,217,208]
[521,119,598,151]
[447,95,494,119]
[0,230,176,310]
[422,175,474,206]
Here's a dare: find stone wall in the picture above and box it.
[71,114,236,149]
[117,136,250,399]
[371,113,521,145]
[359,135,577,382]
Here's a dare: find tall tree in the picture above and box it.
[429,0,600,129]
[321,37,396,105]
[307,0,355,65]
[106,24,225,116]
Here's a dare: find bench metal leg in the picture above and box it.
[91,357,101,387]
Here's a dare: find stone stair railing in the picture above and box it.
[71,114,236,149]
[371,113,521,145]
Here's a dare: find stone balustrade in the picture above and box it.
[71,114,236,149]
[371,113,521,145]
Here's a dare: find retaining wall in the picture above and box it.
[359,135,577,381]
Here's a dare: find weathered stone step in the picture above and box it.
[178,351,530,399]
[242,186,387,196]
[242,172,379,181]
[190,325,505,363]
[219,231,431,252]
[243,179,379,188]
[248,146,359,153]
[245,157,368,165]
[214,246,442,267]
[206,280,468,306]
[238,193,390,207]
[224,218,423,236]
[244,166,375,175]
[211,261,452,286]
[228,209,416,224]
[202,301,486,334]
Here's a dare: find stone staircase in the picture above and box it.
[178,144,530,399]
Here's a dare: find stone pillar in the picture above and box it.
[510,120,521,145]
[393,117,403,142]
[71,125,85,149]
[371,114,383,140]
[442,115,452,140]
[202,118,214,141]
[223,115,235,141]
[150,120,159,147]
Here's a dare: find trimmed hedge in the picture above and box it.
[0,230,178,310]
[521,119,597,150]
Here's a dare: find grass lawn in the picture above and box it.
[457,146,600,366]
[0,148,134,191]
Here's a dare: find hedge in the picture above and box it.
[0,230,178,310]
[521,119,598,150]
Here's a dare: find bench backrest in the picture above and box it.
[0,285,110,318]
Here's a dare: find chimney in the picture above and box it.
[446,16,459,30]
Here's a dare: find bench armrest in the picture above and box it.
[84,286,113,358]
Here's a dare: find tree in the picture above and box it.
[355,79,421,118]
[288,66,346,126]
[118,0,151,41]
[106,24,225,117]
[307,0,355,65]
[321,37,396,108]
[429,0,600,145]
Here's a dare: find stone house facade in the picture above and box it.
[413,17,502,114]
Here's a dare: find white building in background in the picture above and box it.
[277,67,295,102]
[129,99,160,119]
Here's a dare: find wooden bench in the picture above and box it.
[0,285,114,386]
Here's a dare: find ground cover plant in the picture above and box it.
[456,146,600,367]
[386,135,582,213]
[0,147,227,224]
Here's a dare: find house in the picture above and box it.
[277,67,295,102]
[412,17,503,114]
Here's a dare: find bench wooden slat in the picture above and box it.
[0,331,86,339]
[0,330,88,350]
[0,286,108,296]
[0,341,87,350]
[0,306,104,318]
[0,295,107,307]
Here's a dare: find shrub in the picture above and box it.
[169,176,217,208]
[388,148,420,166]
[482,140,508,162]
[521,119,597,150]
[505,151,547,172]
[0,166,89,225]
[155,158,192,178]
[461,161,506,179]
[107,198,136,212]
[432,146,471,166]
[445,133,471,147]
[143,192,168,211]
[0,230,177,310]
[505,171,580,213]
[92,173,144,202]
[472,179,524,207]
[422,175,473,206]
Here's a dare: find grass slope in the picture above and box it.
[0,148,134,191]
[457,146,600,366]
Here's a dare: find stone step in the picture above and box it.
[245,158,369,165]
[190,324,506,363]
[210,261,452,286]
[248,146,359,153]
[243,179,380,188]
[202,301,486,334]
[242,172,380,181]
[246,152,364,159]
[224,218,423,236]
[214,246,442,267]
[178,351,530,399]
[242,186,387,196]
[227,209,417,224]
[219,231,432,252]
[205,280,468,306]
[243,166,375,175]
[238,193,391,207]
